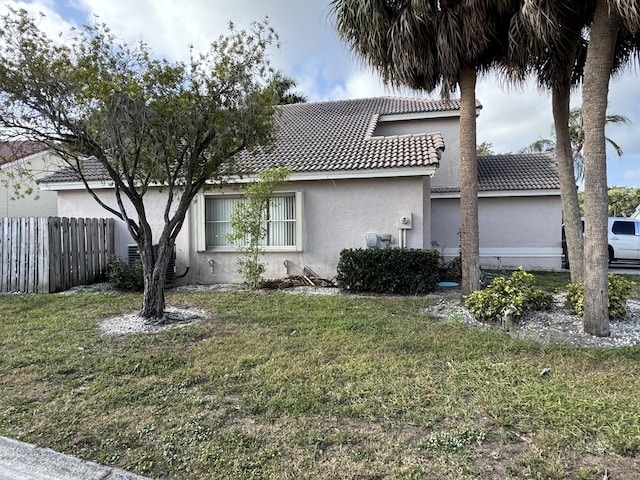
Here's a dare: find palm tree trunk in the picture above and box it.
[552,87,584,283]
[582,0,620,336]
[459,66,481,295]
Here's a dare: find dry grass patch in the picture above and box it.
[1,288,640,479]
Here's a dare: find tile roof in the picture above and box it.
[239,97,450,174]
[41,97,455,184]
[432,152,560,193]
[0,141,50,166]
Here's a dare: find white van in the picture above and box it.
[608,217,640,262]
[562,217,640,267]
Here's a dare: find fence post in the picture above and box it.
[0,218,8,292]
[49,217,61,292]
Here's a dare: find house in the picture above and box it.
[39,97,562,284]
[0,141,60,217]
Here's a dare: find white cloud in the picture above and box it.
[2,0,76,38]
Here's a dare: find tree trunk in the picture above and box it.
[552,87,584,284]
[459,66,481,296]
[138,239,171,322]
[582,0,620,336]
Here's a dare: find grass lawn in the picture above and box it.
[1,279,640,479]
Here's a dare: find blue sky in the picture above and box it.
[5,0,640,188]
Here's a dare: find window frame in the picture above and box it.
[196,190,303,252]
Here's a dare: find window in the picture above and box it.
[612,220,635,236]
[199,192,302,251]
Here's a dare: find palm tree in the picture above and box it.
[507,1,592,285]
[330,0,519,295]
[581,0,639,336]
[512,0,639,335]
[520,105,630,282]
[567,107,630,179]
[523,107,631,180]
[270,72,308,104]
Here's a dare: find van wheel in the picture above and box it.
[609,246,614,264]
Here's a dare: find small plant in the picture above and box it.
[226,166,292,289]
[107,255,144,292]
[464,267,553,323]
[446,255,462,281]
[565,273,635,318]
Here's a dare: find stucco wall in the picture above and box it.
[427,116,461,189]
[431,194,563,269]
[372,115,461,190]
[55,176,432,284]
[186,176,431,284]
[0,152,60,217]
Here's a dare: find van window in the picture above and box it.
[612,221,635,235]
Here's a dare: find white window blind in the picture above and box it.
[204,193,299,250]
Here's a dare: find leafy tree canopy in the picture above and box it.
[0,8,281,319]
[578,186,640,218]
[476,141,495,155]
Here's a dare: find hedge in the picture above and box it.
[336,248,439,294]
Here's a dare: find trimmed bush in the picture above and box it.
[464,268,553,324]
[565,274,635,318]
[107,255,144,292]
[336,248,439,294]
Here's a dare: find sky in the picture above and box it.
[4,0,640,188]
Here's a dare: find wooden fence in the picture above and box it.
[0,217,114,293]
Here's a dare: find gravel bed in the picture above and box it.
[100,306,209,335]
[424,291,640,348]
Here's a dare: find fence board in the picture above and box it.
[92,219,100,281]
[0,217,114,293]
[0,218,8,292]
[38,217,49,293]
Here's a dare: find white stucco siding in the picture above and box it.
[56,189,186,269]
[186,176,431,284]
[425,117,461,189]
[432,194,563,270]
[1,152,60,217]
[478,195,562,269]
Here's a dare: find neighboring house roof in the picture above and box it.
[431,152,560,193]
[0,141,50,167]
[39,97,455,185]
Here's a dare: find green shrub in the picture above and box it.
[447,256,462,280]
[336,248,439,294]
[565,274,635,318]
[107,255,144,292]
[464,267,553,324]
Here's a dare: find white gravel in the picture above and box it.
[424,291,640,348]
[100,306,209,336]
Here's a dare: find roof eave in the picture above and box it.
[431,188,561,199]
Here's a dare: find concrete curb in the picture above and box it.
[0,436,153,480]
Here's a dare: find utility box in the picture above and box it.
[365,233,379,248]
[399,213,412,230]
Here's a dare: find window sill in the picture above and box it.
[201,246,302,253]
